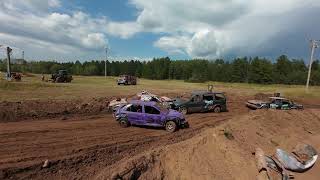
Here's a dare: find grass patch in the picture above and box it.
[0,74,319,102]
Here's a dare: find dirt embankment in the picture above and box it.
[0,97,112,122]
[97,109,320,180]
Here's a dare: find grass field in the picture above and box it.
[0,74,319,101]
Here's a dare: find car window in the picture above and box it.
[126,104,142,113]
[145,106,160,114]
[192,95,201,102]
[275,99,282,105]
[282,100,290,105]
[215,93,225,100]
[203,95,213,101]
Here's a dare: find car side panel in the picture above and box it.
[143,105,164,127]
[126,111,144,125]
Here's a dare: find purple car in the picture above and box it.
[114,100,189,132]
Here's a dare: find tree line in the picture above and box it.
[0,55,320,85]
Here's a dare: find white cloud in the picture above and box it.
[126,0,320,58]
[106,22,141,39]
[1,0,320,60]
[0,0,110,60]
[48,0,61,8]
[154,35,191,55]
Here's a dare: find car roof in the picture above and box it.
[269,97,288,100]
[191,91,224,95]
[129,100,157,106]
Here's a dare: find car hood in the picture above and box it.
[247,100,268,105]
[172,98,187,106]
[167,109,184,119]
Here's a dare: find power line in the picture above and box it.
[105,47,108,78]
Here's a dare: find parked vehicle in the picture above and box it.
[117,75,137,85]
[114,100,189,132]
[51,70,73,83]
[10,72,22,81]
[246,97,303,110]
[170,91,227,114]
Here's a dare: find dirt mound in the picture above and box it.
[96,109,320,180]
[254,93,274,101]
[0,97,112,122]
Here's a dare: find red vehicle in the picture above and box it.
[117,75,137,85]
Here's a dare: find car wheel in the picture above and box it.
[119,118,129,128]
[165,121,177,132]
[180,107,188,115]
[213,106,221,113]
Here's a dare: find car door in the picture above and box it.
[125,104,144,125]
[213,93,226,106]
[203,95,214,111]
[143,105,163,126]
[188,95,203,113]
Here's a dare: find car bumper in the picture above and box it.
[179,121,189,128]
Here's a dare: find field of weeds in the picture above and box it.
[0,74,319,101]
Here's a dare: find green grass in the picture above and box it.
[0,74,319,101]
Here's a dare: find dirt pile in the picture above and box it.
[0,97,111,122]
[96,109,320,180]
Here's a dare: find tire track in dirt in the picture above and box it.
[0,108,241,180]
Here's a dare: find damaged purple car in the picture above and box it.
[114,100,189,132]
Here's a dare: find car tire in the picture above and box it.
[180,107,188,115]
[165,121,177,132]
[119,118,129,128]
[213,106,221,113]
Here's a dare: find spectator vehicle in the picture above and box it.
[51,70,73,83]
[117,75,137,85]
[114,100,189,132]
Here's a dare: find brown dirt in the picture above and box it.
[0,97,112,122]
[97,109,320,180]
[0,92,319,180]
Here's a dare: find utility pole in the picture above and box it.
[6,46,12,80]
[105,47,108,78]
[306,40,318,90]
[22,50,24,60]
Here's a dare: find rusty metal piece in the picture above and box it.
[255,148,270,180]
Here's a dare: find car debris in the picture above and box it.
[254,143,317,180]
[108,98,128,112]
[255,148,271,180]
[113,100,189,132]
[137,90,172,104]
[276,143,318,172]
[246,97,303,110]
[42,159,50,168]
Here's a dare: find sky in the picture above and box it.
[0,0,320,62]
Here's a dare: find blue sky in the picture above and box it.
[59,0,188,60]
[0,0,320,61]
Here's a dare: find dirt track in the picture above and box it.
[0,92,319,180]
